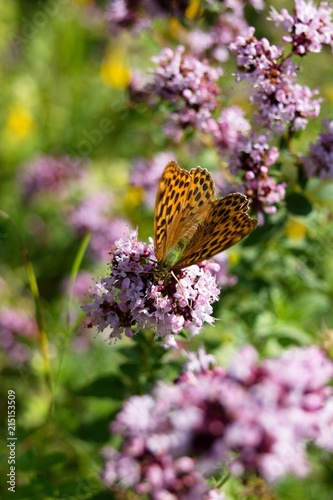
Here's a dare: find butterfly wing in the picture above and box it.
[173,193,258,270]
[154,161,214,263]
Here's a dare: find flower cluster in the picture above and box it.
[212,106,251,155]
[102,345,333,498]
[0,307,38,365]
[230,28,322,133]
[149,46,222,140]
[83,230,220,342]
[106,0,191,33]
[19,155,85,202]
[302,119,333,179]
[130,152,174,209]
[229,133,286,219]
[199,252,237,288]
[67,191,131,260]
[189,10,249,63]
[269,0,333,56]
[189,0,263,62]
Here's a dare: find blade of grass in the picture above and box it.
[0,210,52,391]
[49,232,91,417]
[68,231,91,326]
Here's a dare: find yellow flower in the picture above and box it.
[185,0,203,19]
[100,46,131,89]
[5,104,35,140]
[285,219,308,241]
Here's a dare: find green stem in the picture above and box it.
[0,210,52,391]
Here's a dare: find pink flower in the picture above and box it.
[19,155,85,202]
[302,119,333,179]
[102,345,333,496]
[229,133,285,218]
[130,152,174,209]
[212,106,251,154]
[148,46,222,140]
[230,28,322,132]
[269,0,333,56]
[0,308,38,365]
[83,230,220,342]
[67,191,132,260]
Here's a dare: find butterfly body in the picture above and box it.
[153,161,257,280]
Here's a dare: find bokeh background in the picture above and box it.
[1,1,333,498]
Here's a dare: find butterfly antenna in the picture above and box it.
[171,271,193,310]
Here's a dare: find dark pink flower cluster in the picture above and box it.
[302,119,333,179]
[229,133,286,220]
[106,0,191,33]
[83,229,220,342]
[189,0,264,62]
[198,252,238,288]
[189,9,250,63]
[149,46,222,141]
[0,307,38,365]
[212,106,251,154]
[269,0,333,56]
[19,155,85,202]
[102,345,333,498]
[230,28,322,133]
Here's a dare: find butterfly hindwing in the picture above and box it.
[173,193,258,270]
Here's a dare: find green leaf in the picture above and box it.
[76,416,114,443]
[285,193,312,215]
[75,375,125,399]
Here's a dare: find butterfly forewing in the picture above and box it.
[154,161,215,262]
[154,161,258,272]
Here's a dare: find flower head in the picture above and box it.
[302,119,333,179]
[102,345,333,497]
[106,0,191,33]
[0,307,38,365]
[199,252,237,288]
[67,191,132,260]
[229,133,285,219]
[83,229,220,342]
[269,0,333,56]
[189,10,250,63]
[230,28,322,132]
[213,106,251,155]
[148,46,222,140]
[19,155,85,202]
[130,152,174,209]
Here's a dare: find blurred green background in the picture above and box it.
[1,1,333,499]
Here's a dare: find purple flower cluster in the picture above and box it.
[189,0,263,62]
[130,152,174,209]
[67,191,132,260]
[229,133,286,219]
[198,252,237,288]
[269,0,333,56]
[102,345,333,498]
[189,11,249,63]
[106,0,190,33]
[212,106,251,154]
[230,28,322,133]
[83,229,220,342]
[149,46,222,140]
[0,307,38,365]
[302,119,333,179]
[19,155,85,202]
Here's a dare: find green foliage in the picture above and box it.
[1,1,333,499]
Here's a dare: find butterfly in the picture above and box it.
[153,161,257,280]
